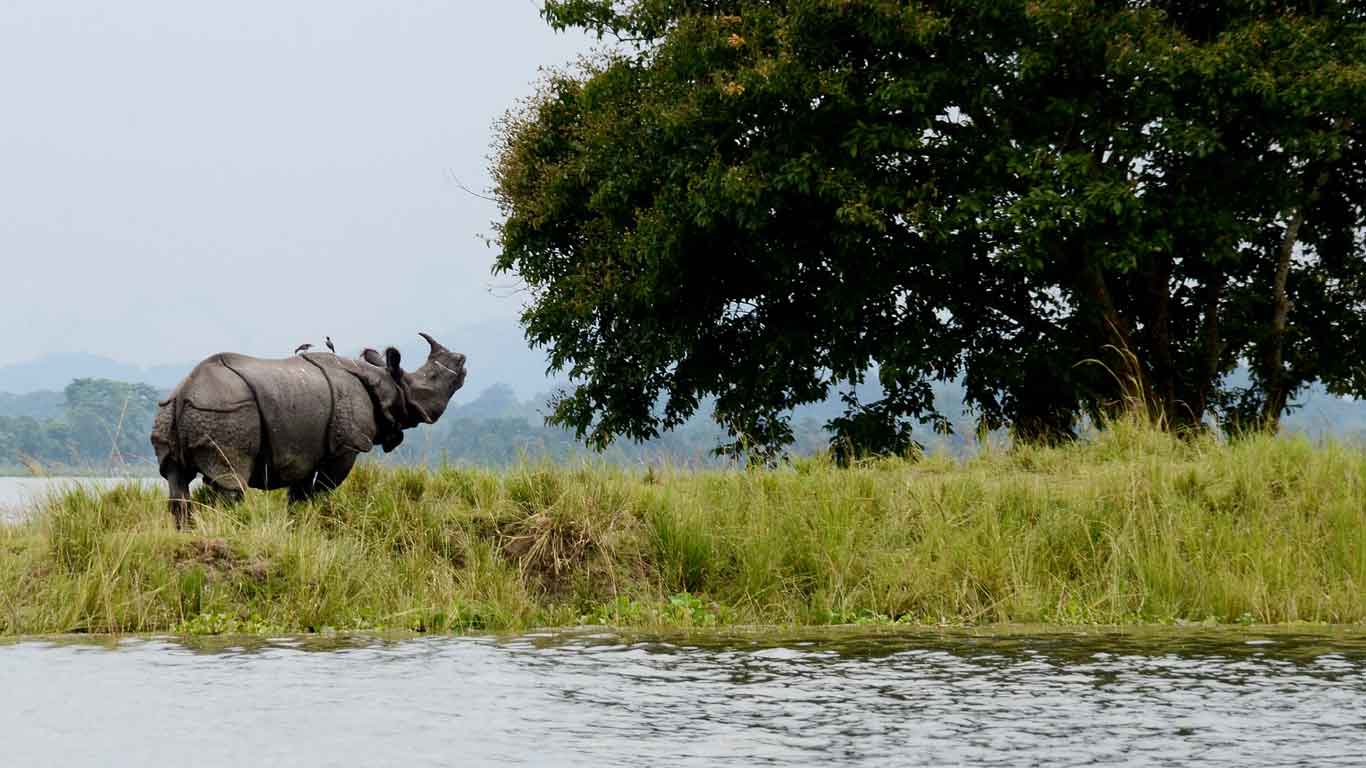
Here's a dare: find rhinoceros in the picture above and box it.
[151,332,466,527]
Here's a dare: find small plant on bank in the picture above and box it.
[174,612,286,637]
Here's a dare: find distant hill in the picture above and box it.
[1281,385,1366,441]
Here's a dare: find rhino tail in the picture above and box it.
[152,387,188,471]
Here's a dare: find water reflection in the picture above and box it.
[2,628,1363,766]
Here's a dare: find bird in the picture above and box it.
[294,343,313,355]
[325,336,336,354]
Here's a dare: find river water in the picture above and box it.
[1,629,1363,766]
[0,476,162,522]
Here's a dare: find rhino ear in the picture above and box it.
[384,347,402,382]
[361,348,385,367]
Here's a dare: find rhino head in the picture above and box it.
[405,332,467,425]
[361,332,467,432]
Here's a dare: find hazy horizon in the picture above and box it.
[1,1,592,368]
[0,314,557,398]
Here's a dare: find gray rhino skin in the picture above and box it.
[151,332,467,527]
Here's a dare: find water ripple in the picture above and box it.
[1,629,1364,766]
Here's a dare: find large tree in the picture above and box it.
[494,0,1366,457]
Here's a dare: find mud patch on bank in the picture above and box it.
[177,538,271,583]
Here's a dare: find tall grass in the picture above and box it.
[1,420,1362,635]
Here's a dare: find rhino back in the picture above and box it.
[212,354,336,482]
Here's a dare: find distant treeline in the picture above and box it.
[0,379,161,471]
[0,378,983,473]
[388,381,983,468]
[3,376,1364,473]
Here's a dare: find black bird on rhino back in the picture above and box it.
[151,333,467,528]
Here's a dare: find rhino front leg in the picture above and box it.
[316,453,357,491]
[202,479,245,507]
[288,453,358,504]
[287,477,317,504]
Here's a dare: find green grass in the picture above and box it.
[2,419,1363,636]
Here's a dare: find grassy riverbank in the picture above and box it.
[1,421,1363,635]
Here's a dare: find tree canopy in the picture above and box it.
[494,0,1366,458]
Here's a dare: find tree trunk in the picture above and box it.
[1261,165,1335,429]
[1261,212,1304,429]
[1143,254,1176,426]
[1078,258,1154,420]
[1192,274,1224,427]
[1261,119,1351,429]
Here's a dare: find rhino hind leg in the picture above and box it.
[180,401,260,498]
[163,462,194,530]
[192,444,253,500]
[152,400,194,527]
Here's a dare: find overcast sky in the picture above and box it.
[0,1,592,367]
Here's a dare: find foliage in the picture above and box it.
[494,0,1366,458]
[2,424,1364,635]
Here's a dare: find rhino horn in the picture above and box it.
[418,332,447,356]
